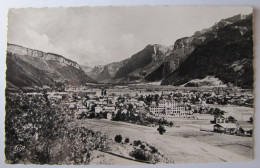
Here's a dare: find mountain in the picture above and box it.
[146,14,252,83]
[6,44,96,88]
[162,14,253,88]
[86,61,126,82]
[112,44,174,83]
[95,65,112,81]
[81,64,94,75]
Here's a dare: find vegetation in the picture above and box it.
[112,110,173,127]
[114,135,122,143]
[129,140,162,163]
[5,92,109,164]
[157,125,166,135]
[124,138,130,143]
[162,14,253,89]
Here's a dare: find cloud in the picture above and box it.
[119,33,138,49]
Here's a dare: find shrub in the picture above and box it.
[88,112,96,119]
[149,146,158,153]
[157,125,166,135]
[133,140,142,146]
[97,113,103,119]
[140,144,145,149]
[125,138,130,143]
[129,149,152,161]
[114,135,122,143]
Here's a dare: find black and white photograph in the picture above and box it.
[4,6,254,165]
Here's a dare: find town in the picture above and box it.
[44,84,253,137]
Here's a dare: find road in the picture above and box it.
[71,119,253,164]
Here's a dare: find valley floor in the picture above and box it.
[71,118,253,164]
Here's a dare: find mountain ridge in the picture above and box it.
[161,13,253,88]
[6,43,96,88]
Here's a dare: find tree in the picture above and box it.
[114,135,122,143]
[125,138,130,143]
[157,125,166,135]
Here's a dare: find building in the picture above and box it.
[215,114,236,124]
[106,113,113,120]
[236,121,253,136]
[149,100,189,117]
[213,123,237,134]
[103,105,116,112]
[215,115,225,124]
[95,106,102,113]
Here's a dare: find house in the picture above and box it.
[214,114,236,124]
[121,108,128,114]
[236,121,253,136]
[214,115,225,123]
[214,123,237,134]
[223,114,236,123]
[95,106,102,113]
[106,113,113,120]
[103,105,116,112]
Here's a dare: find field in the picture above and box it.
[213,105,254,121]
[71,118,253,164]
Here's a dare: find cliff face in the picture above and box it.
[95,66,112,81]
[6,44,96,88]
[112,44,173,83]
[162,14,253,88]
[145,15,249,83]
[7,44,80,69]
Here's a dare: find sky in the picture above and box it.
[7,6,252,67]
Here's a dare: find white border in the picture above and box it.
[0,1,259,168]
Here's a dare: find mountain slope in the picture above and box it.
[162,14,253,88]
[95,65,112,81]
[113,44,173,82]
[145,14,252,83]
[87,60,126,82]
[6,44,96,88]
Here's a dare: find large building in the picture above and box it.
[149,100,190,117]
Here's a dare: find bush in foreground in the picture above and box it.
[157,125,166,135]
[114,135,122,143]
[125,138,130,143]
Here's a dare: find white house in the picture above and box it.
[95,106,102,113]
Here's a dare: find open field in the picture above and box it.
[213,105,254,121]
[71,119,253,164]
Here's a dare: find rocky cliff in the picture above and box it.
[112,44,173,82]
[6,44,96,88]
[145,14,251,83]
[161,14,253,88]
[7,44,80,69]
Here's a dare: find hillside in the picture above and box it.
[162,14,253,88]
[146,14,252,83]
[113,44,173,82]
[6,44,96,88]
